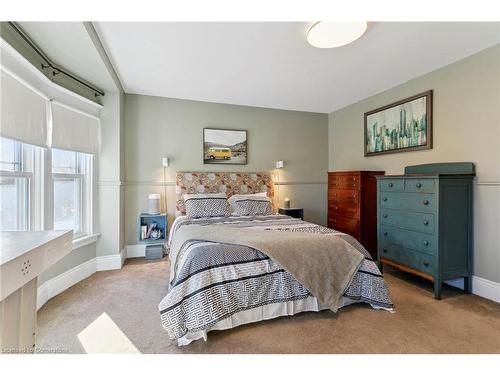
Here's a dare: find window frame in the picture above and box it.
[0,137,95,239]
[51,148,94,239]
[0,138,35,231]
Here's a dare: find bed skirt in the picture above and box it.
[177,296,393,346]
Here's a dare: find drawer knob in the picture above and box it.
[388,183,394,187]
[423,220,429,226]
[382,213,388,218]
[382,248,388,253]
[423,260,430,267]
[416,183,422,188]
[382,197,388,202]
[423,240,429,246]
[383,231,388,236]
[423,199,429,205]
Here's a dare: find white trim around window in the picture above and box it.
[0,138,35,231]
[0,136,97,244]
[51,148,94,239]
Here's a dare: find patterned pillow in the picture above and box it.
[228,192,267,206]
[183,193,231,218]
[230,194,273,216]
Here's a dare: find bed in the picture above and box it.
[159,172,394,346]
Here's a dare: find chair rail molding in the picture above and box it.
[123,180,327,186]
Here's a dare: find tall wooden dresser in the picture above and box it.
[328,171,385,259]
[376,163,475,299]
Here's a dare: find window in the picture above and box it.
[0,137,34,231]
[52,148,93,237]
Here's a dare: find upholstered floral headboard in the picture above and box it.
[175,172,274,216]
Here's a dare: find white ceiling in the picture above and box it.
[96,22,500,113]
[16,22,500,113]
[18,22,118,92]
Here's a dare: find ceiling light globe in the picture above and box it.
[307,22,368,48]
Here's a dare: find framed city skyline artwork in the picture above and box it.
[364,90,433,156]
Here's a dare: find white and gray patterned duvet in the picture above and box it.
[159,214,394,340]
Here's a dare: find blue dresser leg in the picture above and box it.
[464,276,473,294]
[434,279,442,300]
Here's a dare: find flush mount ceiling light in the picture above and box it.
[307,22,368,48]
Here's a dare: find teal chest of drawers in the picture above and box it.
[376,162,475,299]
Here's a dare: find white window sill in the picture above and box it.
[73,233,100,250]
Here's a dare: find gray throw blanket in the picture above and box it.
[170,224,364,312]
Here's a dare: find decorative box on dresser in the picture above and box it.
[376,162,475,299]
[328,171,385,259]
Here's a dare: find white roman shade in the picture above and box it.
[51,101,99,154]
[0,70,48,147]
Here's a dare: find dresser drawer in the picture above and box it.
[329,188,359,204]
[328,189,359,218]
[379,241,409,265]
[380,209,435,234]
[378,241,398,262]
[328,201,359,219]
[328,174,360,190]
[414,253,435,275]
[329,215,359,237]
[404,178,436,193]
[379,179,404,192]
[379,241,435,276]
[379,192,436,213]
[379,225,437,254]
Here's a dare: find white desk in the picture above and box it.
[0,231,72,353]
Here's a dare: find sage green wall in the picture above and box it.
[328,45,500,283]
[97,91,125,256]
[38,243,96,284]
[124,94,328,245]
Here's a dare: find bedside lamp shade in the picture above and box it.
[148,194,161,215]
[275,160,284,169]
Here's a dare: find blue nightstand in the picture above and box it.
[139,213,167,259]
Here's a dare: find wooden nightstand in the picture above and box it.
[278,207,304,220]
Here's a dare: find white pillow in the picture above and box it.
[183,193,231,218]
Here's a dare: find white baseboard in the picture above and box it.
[473,276,500,303]
[37,258,97,310]
[37,282,49,310]
[37,248,127,310]
[120,247,127,266]
[126,244,146,258]
[444,276,500,303]
[96,248,126,271]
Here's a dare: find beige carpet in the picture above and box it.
[36,258,500,354]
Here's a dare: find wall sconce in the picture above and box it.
[162,157,169,168]
[275,160,284,169]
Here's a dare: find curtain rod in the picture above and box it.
[8,22,105,98]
